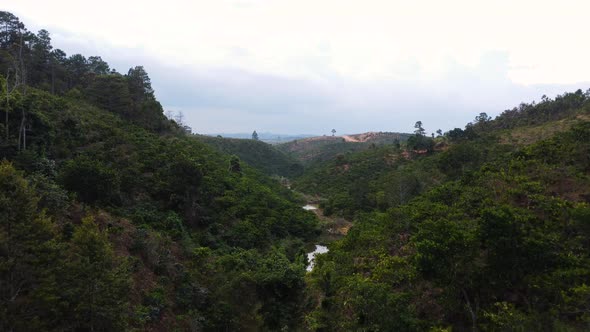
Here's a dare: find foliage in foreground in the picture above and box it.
[0,11,319,331]
[306,121,590,331]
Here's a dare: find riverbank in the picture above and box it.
[302,199,353,272]
[303,202,352,244]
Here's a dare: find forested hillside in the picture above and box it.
[2,9,590,332]
[304,93,590,331]
[0,12,318,331]
[294,95,590,220]
[196,134,304,178]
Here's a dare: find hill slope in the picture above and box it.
[277,131,410,165]
[294,93,590,219]
[304,91,590,331]
[3,10,590,332]
[0,12,318,331]
[196,135,303,177]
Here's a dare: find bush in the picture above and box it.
[60,156,121,204]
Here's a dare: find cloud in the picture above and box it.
[5,2,590,134]
[9,0,590,84]
[152,51,588,134]
[153,67,333,113]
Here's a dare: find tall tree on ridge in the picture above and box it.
[66,54,88,89]
[30,29,52,87]
[87,56,110,75]
[126,65,153,104]
[414,121,425,136]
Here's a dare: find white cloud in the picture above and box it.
[4,1,590,133]
[8,0,590,84]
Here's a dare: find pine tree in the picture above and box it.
[64,216,130,331]
[414,121,425,136]
[0,161,62,331]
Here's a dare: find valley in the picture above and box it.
[1,9,590,332]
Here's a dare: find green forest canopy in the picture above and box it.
[1,10,590,332]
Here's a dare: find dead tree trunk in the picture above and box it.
[17,111,24,151]
[16,25,26,151]
[51,60,55,95]
[462,288,479,332]
[4,71,9,141]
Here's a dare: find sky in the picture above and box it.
[5,0,590,135]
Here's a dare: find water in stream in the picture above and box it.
[306,245,329,271]
[303,204,329,271]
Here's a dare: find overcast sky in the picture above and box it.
[6,0,590,135]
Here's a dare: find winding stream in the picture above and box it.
[303,204,329,271]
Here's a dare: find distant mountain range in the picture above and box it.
[207,132,317,144]
[207,131,413,145]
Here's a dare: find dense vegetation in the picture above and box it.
[293,143,443,219]
[196,134,304,178]
[294,100,589,220]
[2,10,590,332]
[0,12,319,331]
[304,95,590,330]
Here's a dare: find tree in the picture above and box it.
[126,65,154,104]
[1,72,24,143]
[0,11,24,49]
[64,216,130,331]
[331,129,336,136]
[85,74,132,115]
[475,112,491,125]
[164,159,202,221]
[60,156,121,205]
[389,171,421,205]
[30,29,52,87]
[172,110,192,134]
[180,123,192,134]
[174,110,184,125]
[14,25,27,152]
[414,121,425,136]
[0,161,61,331]
[436,129,442,137]
[0,12,28,150]
[66,54,88,88]
[49,49,68,94]
[1,74,9,140]
[229,155,242,174]
[87,56,110,75]
[406,134,434,152]
[413,216,480,329]
[252,130,259,140]
[447,127,471,142]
